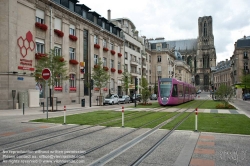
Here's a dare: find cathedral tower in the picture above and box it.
[195,16,216,90]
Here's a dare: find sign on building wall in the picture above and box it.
[17,31,35,71]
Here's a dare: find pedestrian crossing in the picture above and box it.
[104,107,243,114]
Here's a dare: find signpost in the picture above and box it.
[42,68,51,120]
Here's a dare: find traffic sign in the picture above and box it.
[42,68,51,80]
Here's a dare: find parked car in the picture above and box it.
[103,94,119,105]
[130,94,141,102]
[118,95,131,104]
[196,90,201,94]
[150,94,157,100]
[243,93,250,100]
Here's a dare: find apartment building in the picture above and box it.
[0,0,124,109]
[111,18,152,95]
[213,60,232,90]
[230,36,250,98]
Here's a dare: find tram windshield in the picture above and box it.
[160,81,172,97]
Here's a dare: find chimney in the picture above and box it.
[107,9,111,21]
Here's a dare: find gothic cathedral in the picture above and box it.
[195,16,216,90]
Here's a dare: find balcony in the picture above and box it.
[130,59,138,66]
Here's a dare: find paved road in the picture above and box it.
[0,94,249,166]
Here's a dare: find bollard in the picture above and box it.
[64,105,66,124]
[122,106,124,127]
[195,108,198,131]
[42,102,44,113]
[23,103,24,115]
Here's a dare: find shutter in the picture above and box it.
[36,9,44,19]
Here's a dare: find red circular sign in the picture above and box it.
[42,68,51,80]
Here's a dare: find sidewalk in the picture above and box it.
[0,102,99,117]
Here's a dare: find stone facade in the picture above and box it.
[0,0,123,109]
[230,36,250,99]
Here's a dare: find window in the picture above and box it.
[125,64,127,71]
[54,45,61,56]
[55,74,62,88]
[94,35,98,44]
[103,57,107,67]
[102,21,105,29]
[125,52,127,59]
[82,10,87,18]
[54,17,62,30]
[94,54,98,65]
[157,46,161,51]
[111,79,115,90]
[157,56,161,62]
[69,74,76,87]
[244,51,248,59]
[69,24,75,35]
[244,62,248,70]
[179,70,181,73]
[69,47,75,59]
[118,62,121,70]
[36,39,44,53]
[94,16,97,24]
[158,76,162,80]
[103,39,107,47]
[111,60,114,68]
[69,1,75,12]
[149,56,151,62]
[36,9,44,24]
[110,43,114,50]
[172,84,178,97]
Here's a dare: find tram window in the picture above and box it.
[178,84,183,97]
[172,84,178,97]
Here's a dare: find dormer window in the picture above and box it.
[102,21,105,29]
[69,1,74,12]
[82,10,87,18]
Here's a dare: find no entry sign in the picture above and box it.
[42,68,51,80]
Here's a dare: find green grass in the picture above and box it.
[129,102,167,108]
[172,113,250,135]
[32,111,134,125]
[103,112,173,128]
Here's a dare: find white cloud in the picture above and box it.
[79,0,250,62]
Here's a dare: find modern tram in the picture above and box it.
[158,78,196,106]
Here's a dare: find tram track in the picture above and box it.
[0,106,174,163]
[58,101,201,165]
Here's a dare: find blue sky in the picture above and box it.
[79,0,250,63]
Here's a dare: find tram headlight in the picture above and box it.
[166,98,168,100]
[161,98,163,100]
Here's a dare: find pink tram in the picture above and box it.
[158,78,196,106]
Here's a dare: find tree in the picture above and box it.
[215,84,234,107]
[34,49,68,111]
[91,58,110,97]
[240,70,250,94]
[121,66,131,95]
[141,77,151,104]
